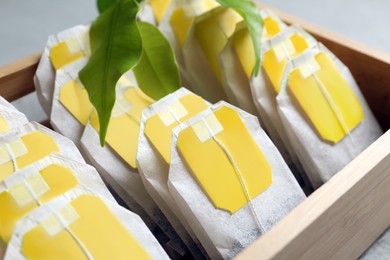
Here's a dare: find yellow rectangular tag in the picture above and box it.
[288,52,364,143]
[177,106,272,213]
[22,196,150,259]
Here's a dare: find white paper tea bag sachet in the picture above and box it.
[50,58,92,147]
[4,188,169,260]
[219,9,287,116]
[251,25,318,191]
[169,101,306,259]
[0,97,21,111]
[140,0,173,25]
[0,154,115,248]
[0,122,85,182]
[276,44,383,188]
[80,80,190,257]
[170,0,236,102]
[34,25,90,115]
[138,87,210,259]
[0,105,28,134]
[360,228,390,259]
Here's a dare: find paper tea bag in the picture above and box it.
[34,25,90,115]
[360,228,390,260]
[219,9,288,116]
[0,97,21,111]
[170,0,238,102]
[4,188,170,260]
[276,44,383,188]
[80,81,190,257]
[159,0,201,92]
[0,105,28,134]
[251,25,318,191]
[140,0,173,25]
[138,87,210,259]
[0,122,85,182]
[0,154,115,247]
[168,101,306,259]
[50,58,91,147]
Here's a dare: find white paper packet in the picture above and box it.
[0,97,20,111]
[168,101,306,259]
[50,57,88,147]
[34,25,90,115]
[218,9,287,117]
[0,154,115,246]
[360,228,390,260]
[0,105,28,133]
[4,188,169,260]
[80,84,190,257]
[158,0,201,92]
[0,122,85,182]
[251,25,318,191]
[169,0,235,102]
[137,87,210,259]
[276,44,383,188]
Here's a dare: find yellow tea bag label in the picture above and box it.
[50,33,90,70]
[150,0,172,24]
[263,16,282,39]
[0,164,78,243]
[195,8,242,82]
[91,87,153,169]
[233,28,255,78]
[177,106,272,213]
[170,0,221,47]
[144,94,209,164]
[22,196,150,259]
[263,34,310,93]
[288,52,364,143]
[0,116,10,133]
[60,79,94,125]
[0,132,60,181]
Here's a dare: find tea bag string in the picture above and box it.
[203,118,266,235]
[308,63,358,151]
[4,143,19,172]
[51,210,93,260]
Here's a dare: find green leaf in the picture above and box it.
[133,22,181,100]
[97,0,117,13]
[79,0,142,146]
[216,0,263,76]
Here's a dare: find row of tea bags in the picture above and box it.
[0,98,169,259]
[156,0,383,190]
[33,15,307,258]
[32,1,384,259]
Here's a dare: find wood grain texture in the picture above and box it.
[262,4,390,131]
[0,52,41,101]
[237,130,390,260]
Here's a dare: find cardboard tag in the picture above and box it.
[177,106,272,213]
[288,52,364,143]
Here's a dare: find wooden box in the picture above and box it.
[0,6,389,260]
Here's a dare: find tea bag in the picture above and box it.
[0,154,114,246]
[4,188,169,259]
[276,44,383,188]
[0,122,85,182]
[34,25,90,115]
[0,104,28,134]
[0,97,21,111]
[80,80,190,257]
[360,228,390,259]
[50,58,92,147]
[170,0,236,102]
[251,25,317,191]
[140,0,173,25]
[169,101,306,259]
[159,0,202,91]
[138,87,210,259]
